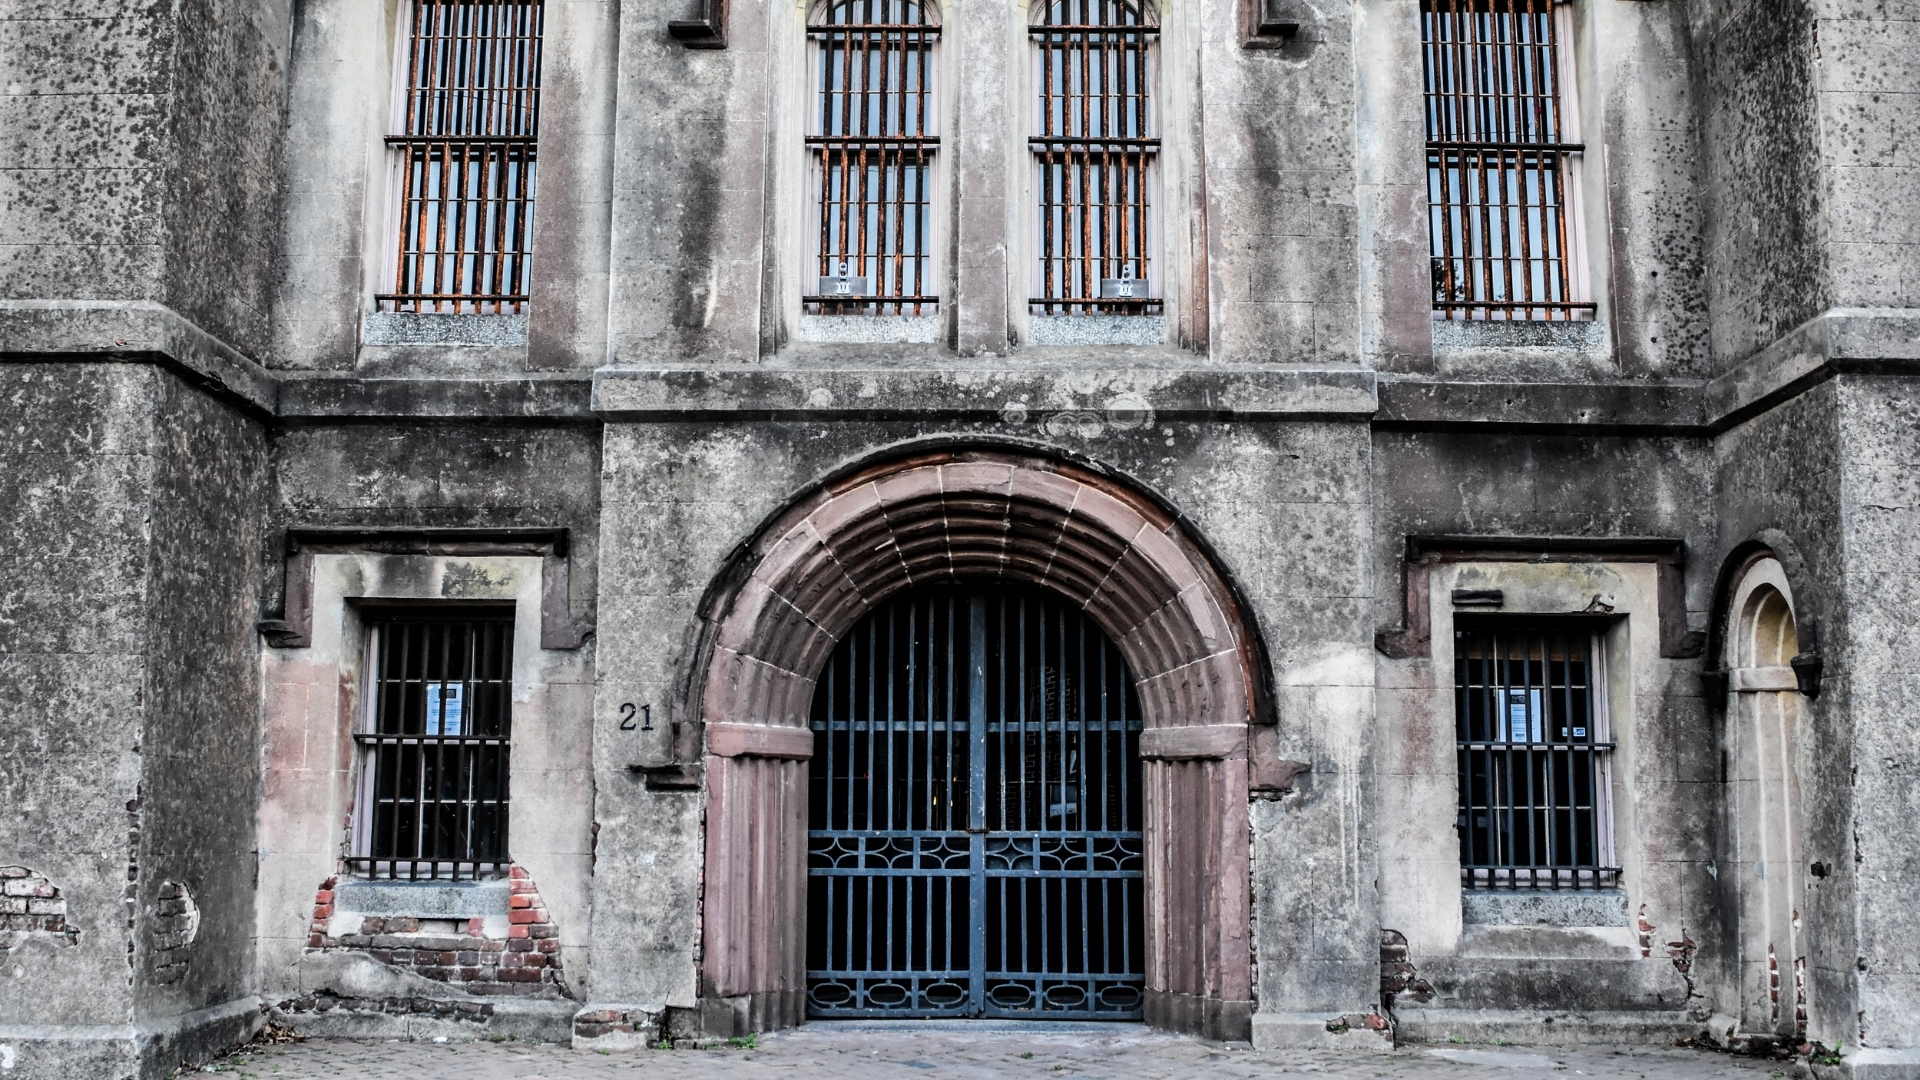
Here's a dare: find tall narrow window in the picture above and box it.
[1030,0,1158,315]
[806,0,939,316]
[353,610,514,880]
[380,1,544,314]
[1455,622,1617,889]
[1422,0,1591,321]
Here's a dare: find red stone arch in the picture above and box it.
[691,448,1262,1040]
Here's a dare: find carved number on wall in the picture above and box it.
[619,703,653,731]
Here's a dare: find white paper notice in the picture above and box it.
[426,683,465,736]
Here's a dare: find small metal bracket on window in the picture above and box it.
[1789,651,1823,698]
[628,763,702,791]
[1099,266,1142,300]
[669,0,726,49]
[819,262,871,298]
[1451,588,1504,608]
[1244,0,1300,47]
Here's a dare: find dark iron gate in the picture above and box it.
[806,585,1146,1019]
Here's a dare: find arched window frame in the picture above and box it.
[1027,0,1160,316]
[802,0,943,317]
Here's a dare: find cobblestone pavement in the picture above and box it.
[188,1024,1791,1080]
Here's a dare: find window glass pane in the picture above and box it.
[1454,622,1614,888]
[1421,0,1588,321]
[807,0,940,315]
[1029,0,1158,315]
[357,610,515,880]
[383,1,545,315]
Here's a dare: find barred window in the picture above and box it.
[1030,0,1158,315]
[380,0,544,314]
[1455,622,1617,889]
[352,610,514,881]
[806,0,940,316]
[1422,0,1591,321]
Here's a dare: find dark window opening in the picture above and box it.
[351,608,514,881]
[806,0,940,316]
[1456,620,1618,889]
[1422,0,1592,321]
[379,0,544,314]
[1029,0,1159,316]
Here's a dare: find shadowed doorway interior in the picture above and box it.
[805,584,1146,1019]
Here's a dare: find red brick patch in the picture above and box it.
[303,867,568,999]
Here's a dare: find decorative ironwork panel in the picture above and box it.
[807,586,1145,1018]
[380,0,544,314]
[1421,0,1593,321]
[806,0,940,315]
[1029,0,1159,315]
[1455,621,1618,889]
[351,609,515,881]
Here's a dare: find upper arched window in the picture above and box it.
[805,0,941,316]
[1029,0,1157,316]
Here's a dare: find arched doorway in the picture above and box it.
[1724,556,1810,1043]
[689,449,1262,1039]
[806,584,1146,1018]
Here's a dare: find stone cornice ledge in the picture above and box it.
[0,299,277,414]
[590,363,1380,420]
[277,372,595,420]
[1706,307,1920,429]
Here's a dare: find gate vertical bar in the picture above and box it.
[968,595,989,1015]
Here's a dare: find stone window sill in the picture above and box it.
[1461,887,1628,927]
[363,311,529,347]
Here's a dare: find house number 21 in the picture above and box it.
[619,703,653,731]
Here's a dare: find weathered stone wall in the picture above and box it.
[1693,0,1827,369]
[1371,432,1719,1033]
[1712,381,1851,1046]
[0,363,266,1078]
[0,1,289,355]
[131,370,268,1065]
[586,412,1378,1038]
[1835,377,1920,1050]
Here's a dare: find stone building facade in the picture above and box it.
[2,0,1919,1077]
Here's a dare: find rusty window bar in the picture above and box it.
[382,0,544,315]
[352,610,514,883]
[1029,0,1158,316]
[1455,622,1619,890]
[806,0,940,316]
[1421,0,1592,322]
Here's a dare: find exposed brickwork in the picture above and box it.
[300,866,568,997]
[0,866,79,950]
[572,1006,661,1043]
[152,880,201,985]
[1379,930,1432,1008]
[277,990,500,1024]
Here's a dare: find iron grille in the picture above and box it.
[379,0,544,315]
[351,610,514,881]
[1421,0,1593,321]
[807,586,1146,1019]
[806,0,940,316]
[1029,0,1159,315]
[1455,622,1618,889]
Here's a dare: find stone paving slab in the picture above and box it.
[185,1025,1791,1080]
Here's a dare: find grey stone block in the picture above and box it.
[1029,315,1166,346]
[333,880,514,918]
[1460,889,1630,927]
[1431,319,1607,351]
[794,315,940,344]
[362,313,531,347]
